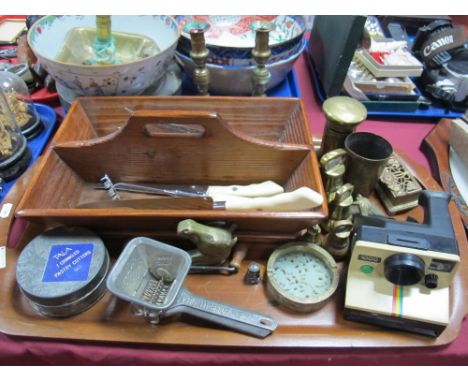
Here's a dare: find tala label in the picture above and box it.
[42,243,94,282]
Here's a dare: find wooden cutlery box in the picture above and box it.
[16,96,327,242]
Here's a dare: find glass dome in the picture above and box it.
[0,85,31,182]
[0,71,42,139]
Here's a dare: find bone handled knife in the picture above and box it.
[96,176,322,211]
[81,187,323,211]
[97,179,284,198]
[77,197,215,210]
[204,180,284,198]
[216,187,324,211]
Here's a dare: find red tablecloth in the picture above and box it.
[0,48,467,366]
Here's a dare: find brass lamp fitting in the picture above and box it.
[92,15,117,65]
[186,22,210,96]
[95,15,112,42]
[251,21,274,96]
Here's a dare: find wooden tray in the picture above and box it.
[15,96,327,240]
[1,149,466,348]
[421,118,468,230]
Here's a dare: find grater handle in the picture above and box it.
[166,288,277,338]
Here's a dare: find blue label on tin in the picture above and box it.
[42,243,94,282]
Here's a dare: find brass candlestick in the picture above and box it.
[186,22,210,96]
[251,21,274,96]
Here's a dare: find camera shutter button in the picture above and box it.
[425,274,439,289]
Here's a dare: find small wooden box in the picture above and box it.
[16,96,327,240]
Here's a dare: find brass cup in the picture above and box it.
[344,132,393,197]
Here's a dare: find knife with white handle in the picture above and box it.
[205,181,284,198]
[96,179,284,198]
[96,175,322,211]
[214,187,324,211]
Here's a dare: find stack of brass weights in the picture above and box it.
[316,96,367,260]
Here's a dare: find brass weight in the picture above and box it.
[320,148,347,203]
[324,219,354,260]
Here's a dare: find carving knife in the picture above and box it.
[95,180,285,198]
[95,176,323,211]
[77,196,215,210]
[84,187,323,211]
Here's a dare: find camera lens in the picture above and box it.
[384,253,426,286]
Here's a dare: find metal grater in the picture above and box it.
[107,237,277,338]
[141,278,172,306]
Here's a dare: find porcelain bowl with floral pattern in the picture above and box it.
[176,15,305,67]
[28,15,179,96]
[175,37,307,95]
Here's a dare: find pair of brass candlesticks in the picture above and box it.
[185,21,274,96]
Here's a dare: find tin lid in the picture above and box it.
[16,226,109,307]
[323,96,367,127]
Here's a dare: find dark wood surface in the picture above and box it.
[421,118,468,230]
[0,146,466,348]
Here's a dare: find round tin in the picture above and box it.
[16,226,110,317]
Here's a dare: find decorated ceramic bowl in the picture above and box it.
[177,34,304,67]
[176,37,306,96]
[176,15,305,65]
[57,60,183,113]
[28,16,179,96]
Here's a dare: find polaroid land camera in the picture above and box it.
[344,190,460,337]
